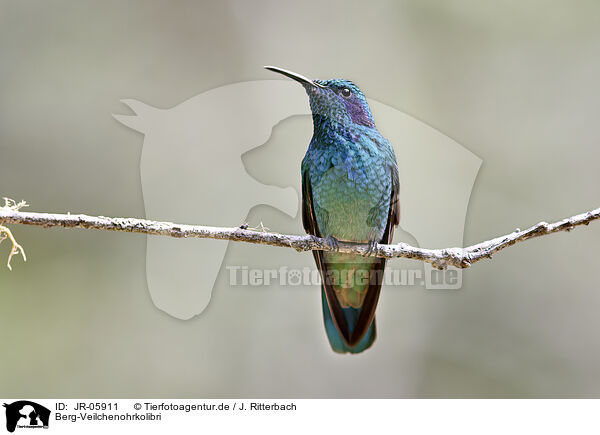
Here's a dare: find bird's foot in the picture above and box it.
[324,236,340,252]
[363,239,378,257]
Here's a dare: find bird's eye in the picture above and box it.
[340,88,352,98]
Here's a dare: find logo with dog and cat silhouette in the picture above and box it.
[3,401,50,432]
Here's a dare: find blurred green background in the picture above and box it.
[1,0,600,398]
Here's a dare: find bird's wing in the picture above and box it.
[301,168,318,237]
[387,162,401,236]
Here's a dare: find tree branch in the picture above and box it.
[0,205,598,270]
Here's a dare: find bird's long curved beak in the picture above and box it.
[264,66,325,88]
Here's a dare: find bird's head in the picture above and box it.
[265,66,375,129]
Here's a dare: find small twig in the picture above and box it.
[0,225,27,270]
[0,199,29,270]
[248,221,270,233]
[0,204,598,270]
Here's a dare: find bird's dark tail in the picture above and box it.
[321,289,376,354]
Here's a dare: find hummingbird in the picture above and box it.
[266,66,400,354]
